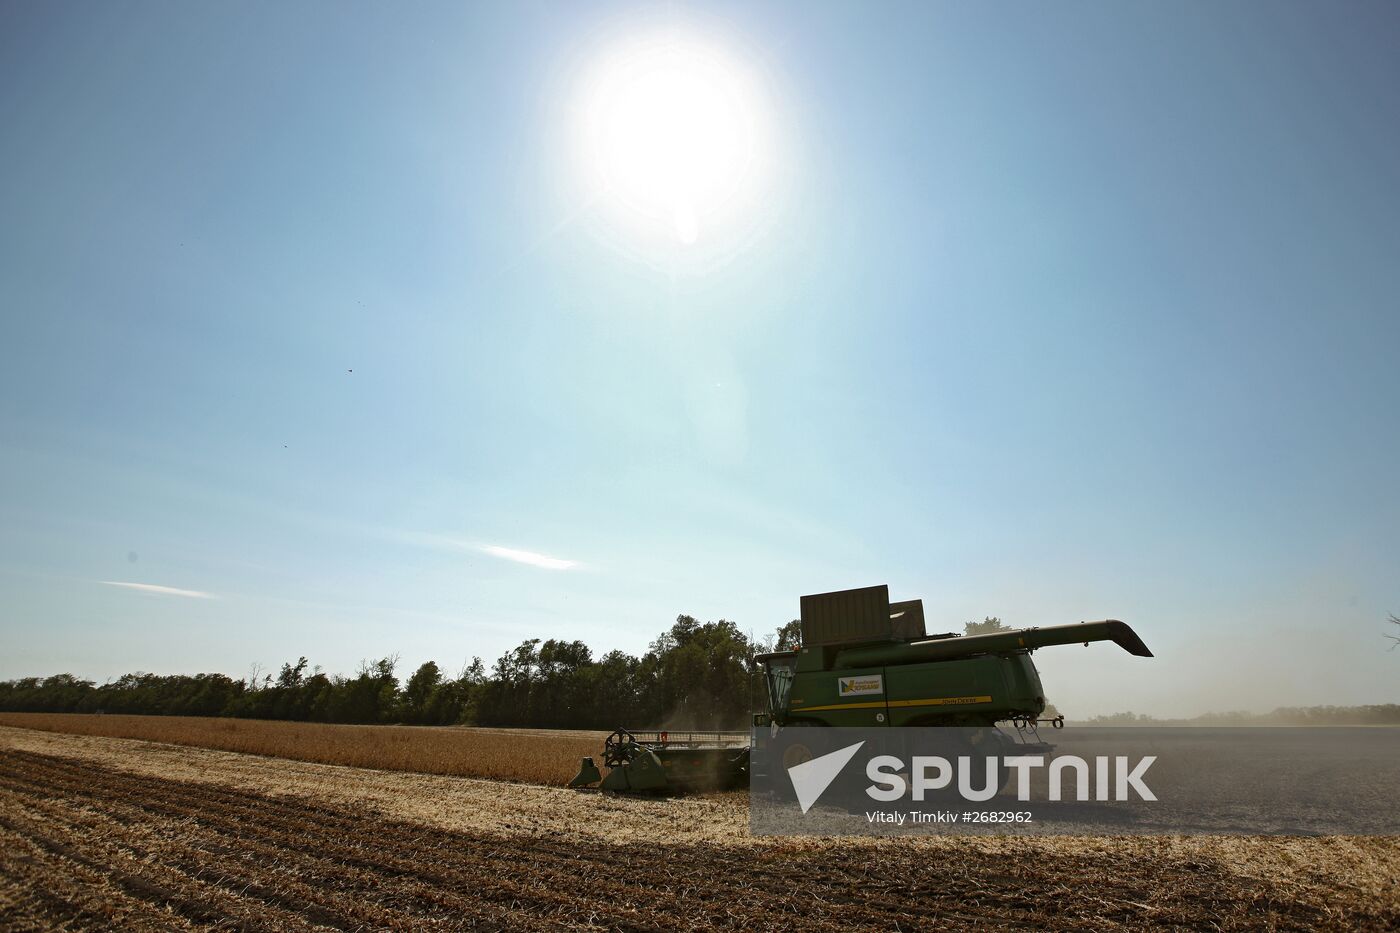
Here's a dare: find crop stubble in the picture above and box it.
[0,726,1397,930]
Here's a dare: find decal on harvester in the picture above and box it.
[838,675,883,697]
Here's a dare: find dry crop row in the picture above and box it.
[4,748,1393,930]
[0,713,603,786]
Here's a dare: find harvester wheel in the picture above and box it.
[776,721,825,773]
[781,741,815,772]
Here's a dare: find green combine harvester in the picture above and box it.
[570,584,1152,793]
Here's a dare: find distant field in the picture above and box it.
[0,713,604,786]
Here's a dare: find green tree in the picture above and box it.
[964,616,1009,636]
[587,649,641,727]
[400,661,442,724]
[475,640,540,726]
[276,657,309,689]
[326,656,399,724]
[774,619,801,651]
[533,640,593,728]
[451,658,487,724]
[640,615,755,729]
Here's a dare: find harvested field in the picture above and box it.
[1,726,1398,930]
[0,713,603,786]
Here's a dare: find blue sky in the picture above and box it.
[2,1,1397,716]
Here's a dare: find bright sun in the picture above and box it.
[582,36,765,246]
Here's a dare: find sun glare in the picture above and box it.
[581,35,767,248]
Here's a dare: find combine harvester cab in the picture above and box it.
[572,584,1152,793]
[570,729,750,793]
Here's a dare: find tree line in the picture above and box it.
[23,614,1386,728]
[0,614,775,730]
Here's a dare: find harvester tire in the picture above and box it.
[781,741,815,772]
[772,721,835,791]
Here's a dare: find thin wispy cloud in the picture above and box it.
[480,545,577,570]
[398,532,582,570]
[101,581,215,599]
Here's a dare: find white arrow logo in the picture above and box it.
[787,741,865,814]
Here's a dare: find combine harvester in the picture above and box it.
[570,584,1152,793]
